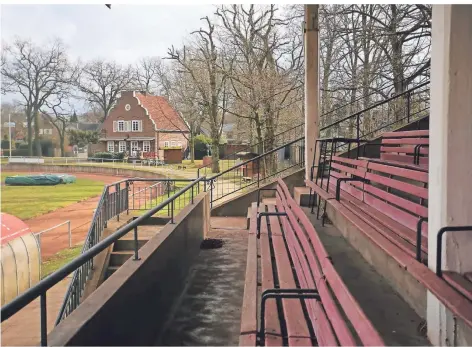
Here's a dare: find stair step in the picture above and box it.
[106,265,120,279]
[113,238,148,252]
[109,250,134,266]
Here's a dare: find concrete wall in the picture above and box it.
[48,192,210,346]
[211,168,305,217]
[3,164,167,179]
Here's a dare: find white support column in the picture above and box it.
[304,5,319,181]
[428,5,472,346]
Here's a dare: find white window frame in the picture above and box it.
[164,141,169,147]
[170,141,177,147]
[39,129,44,135]
[107,141,114,152]
[131,141,139,151]
[143,140,150,152]
[177,142,182,148]
[118,120,125,132]
[132,120,142,132]
[118,141,126,153]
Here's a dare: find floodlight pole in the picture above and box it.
[8,113,12,158]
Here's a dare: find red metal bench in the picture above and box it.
[240,178,384,346]
[378,130,429,168]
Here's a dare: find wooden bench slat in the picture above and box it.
[239,203,259,346]
[278,180,385,346]
[331,162,367,178]
[382,138,429,145]
[442,271,472,302]
[267,205,311,345]
[363,184,428,218]
[364,193,422,232]
[380,145,429,155]
[344,200,428,258]
[332,155,369,167]
[281,205,356,346]
[380,153,429,165]
[360,157,429,173]
[382,130,429,138]
[328,198,472,329]
[365,172,428,200]
[367,162,428,183]
[259,204,283,344]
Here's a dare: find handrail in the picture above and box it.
[320,81,430,131]
[207,136,304,181]
[55,176,197,324]
[197,123,304,174]
[1,176,205,345]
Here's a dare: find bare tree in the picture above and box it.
[40,90,75,156]
[134,56,163,94]
[168,16,230,173]
[1,38,73,156]
[75,59,134,121]
[162,66,205,163]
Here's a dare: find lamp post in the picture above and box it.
[8,113,12,159]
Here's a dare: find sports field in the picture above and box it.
[1,172,106,219]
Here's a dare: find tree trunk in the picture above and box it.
[33,110,42,157]
[27,118,33,156]
[190,132,195,164]
[211,139,220,173]
[59,131,65,157]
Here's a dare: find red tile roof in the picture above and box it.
[135,93,189,132]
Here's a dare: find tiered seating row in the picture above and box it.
[306,156,472,333]
[240,178,384,346]
[365,130,429,169]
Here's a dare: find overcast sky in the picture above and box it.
[1,4,215,64]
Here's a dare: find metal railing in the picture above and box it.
[319,81,430,153]
[197,123,305,176]
[35,220,72,262]
[0,177,205,347]
[55,177,198,325]
[203,80,430,207]
[206,137,305,207]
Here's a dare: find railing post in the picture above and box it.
[257,157,260,188]
[68,221,72,248]
[126,181,130,214]
[133,226,140,261]
[356,114,360,141]
[40,293,47,347]
[170,200,174,224]
[406,91,411,123]
[191,185,194,204]
[116,183,120,221]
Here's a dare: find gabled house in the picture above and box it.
[96,91,189,159]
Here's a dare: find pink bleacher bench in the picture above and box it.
[306,156,472,335]
[240,178,384,346]
[376,130,429,169]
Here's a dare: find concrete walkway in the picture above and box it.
[1,277,70,346]
[156,217,248,346]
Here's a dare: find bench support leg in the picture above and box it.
[258,289,320,346]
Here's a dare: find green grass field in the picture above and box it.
[41,245,82,278]
[1,172,106,219]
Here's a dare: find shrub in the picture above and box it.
[92,152,124,160]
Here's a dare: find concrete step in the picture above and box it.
[106,265,120,279]
[109,250,134,267]
[113,238,148,252]
[294,186,312,207]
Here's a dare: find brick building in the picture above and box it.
[95,91,189,159]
